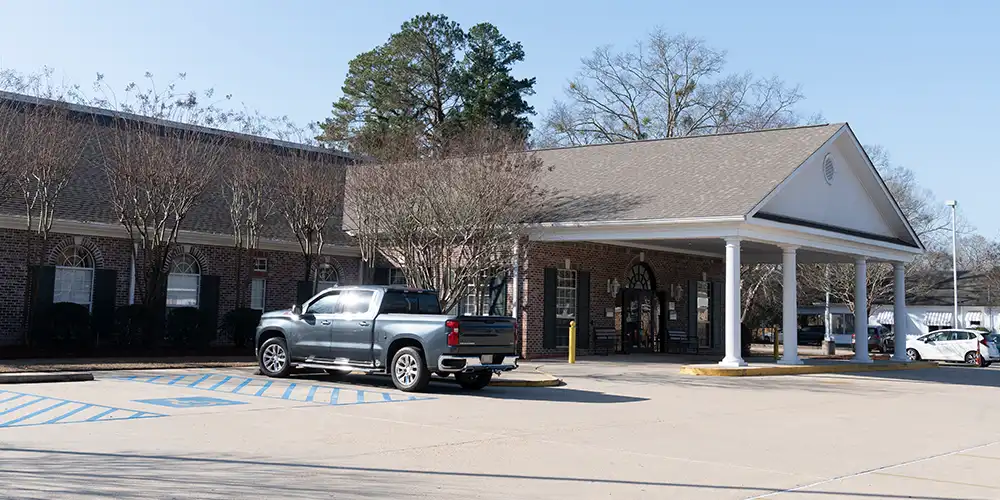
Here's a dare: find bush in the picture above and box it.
[222,308,263,350]
[33,302,93,355]
[166,307,206,351]
[113,304,155,350]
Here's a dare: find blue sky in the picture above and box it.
[1,0,996,235]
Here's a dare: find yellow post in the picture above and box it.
[568,321,577,364]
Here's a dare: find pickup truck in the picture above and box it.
[254,285,519,392]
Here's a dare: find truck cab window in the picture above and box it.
[306,292,341,314]
[342,291,375,314]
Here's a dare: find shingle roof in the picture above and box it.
[0,92,355,245]
[532,123,845,223]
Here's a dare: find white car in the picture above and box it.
[905,329,1000,366]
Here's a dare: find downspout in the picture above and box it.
[128,243,136,305]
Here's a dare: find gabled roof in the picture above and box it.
[532,123,845,222]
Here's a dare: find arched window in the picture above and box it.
[316,264,339,291]
[167,254,201,308]
[53,245,95,308]
[625,263,654,290]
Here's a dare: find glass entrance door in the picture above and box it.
[621,289,660,353]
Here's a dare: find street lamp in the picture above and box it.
[945,200,958,330]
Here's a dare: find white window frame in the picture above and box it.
[53,245,96,310]
[167,254,201,308]
[250,278,266,311]
[555,269,577,348]
[316,264,339,291]
[253,257,268,272]
[389,268,407,285]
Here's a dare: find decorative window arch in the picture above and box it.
[167,253,201,308]
[315,263,340,290]
[53,245,96,308]
[625,262,656,290]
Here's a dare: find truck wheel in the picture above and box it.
[456,371,493,390]
[259,337,291,378]
[391,347,430,392]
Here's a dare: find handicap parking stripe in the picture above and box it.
[114,373,433,406]
[0,389,164,429]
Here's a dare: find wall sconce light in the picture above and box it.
[606,278,620,296]
[671,284,683,301]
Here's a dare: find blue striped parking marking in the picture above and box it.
[114,373,433,407]
[0,389,165,429]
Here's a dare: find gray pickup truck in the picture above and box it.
[254,285,519,392]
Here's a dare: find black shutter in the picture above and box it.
[711,281,724,349]
[199,275,221,342]
[687,279,698,340]
[576,271,590,350]
[91,269,117,347]
[543,268,557,349]
[373,267,390,285]
[29,265,56,317]
[296,281,314,304]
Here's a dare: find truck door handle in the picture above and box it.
[358,321,370,327]
[321,320,331,326]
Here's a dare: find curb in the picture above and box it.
[0,371,95,384]
[490,365,563,387]
[680,361,938,377]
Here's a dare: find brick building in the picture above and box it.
[1,91,926,366]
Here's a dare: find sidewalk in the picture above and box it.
[0,356,255,373]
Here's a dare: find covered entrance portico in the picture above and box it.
[529,123,924,365]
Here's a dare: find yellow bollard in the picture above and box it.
[568,321,577,364]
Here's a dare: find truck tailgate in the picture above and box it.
[455,317,516,350]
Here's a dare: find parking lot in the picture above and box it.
[2,359,1000,499]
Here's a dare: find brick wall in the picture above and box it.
[518,241,724,359]
[0,227,360,345]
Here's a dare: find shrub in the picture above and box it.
[166,307,209,352]
[222,308,263,350]
[113,304,154,350]
[33,302,93,355]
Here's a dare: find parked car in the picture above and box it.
[798,325,826,346]
[851,325,887,352]
[254,286,519,392]
[905,329,1000,366]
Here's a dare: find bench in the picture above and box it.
[593,327,618,355]
[666,329,698,354]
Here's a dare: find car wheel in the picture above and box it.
[965,351,986,366]
[391,347,431,392]
[906,348,920,361]
[455,371,493,391]
[984,361,993,368]
[259,337,291,378]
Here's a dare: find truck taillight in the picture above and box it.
[446,319,460,346]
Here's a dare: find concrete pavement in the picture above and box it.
[0,361,999,498]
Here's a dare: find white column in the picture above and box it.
[892,262,908,362]
[719,238,747,367]
[779,246,802,365]
[854,257,872,363]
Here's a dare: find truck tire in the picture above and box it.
[391,347,431,392]
[259,337,291,378]
[456,371,492,391]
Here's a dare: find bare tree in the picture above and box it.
[95,117,228,320]
[539,29,804,146]
[222,141,276,307]
[741,264,782,328]
[346,126,546,312]
[275,151,345,286]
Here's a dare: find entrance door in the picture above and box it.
[621,289,659,353]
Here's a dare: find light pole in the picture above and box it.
[945,200,959,329]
